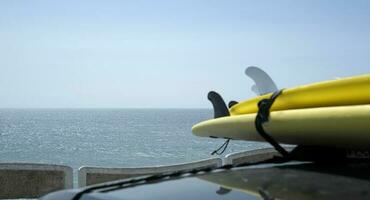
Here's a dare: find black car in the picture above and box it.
[41,147,370,200]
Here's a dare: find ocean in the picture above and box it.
[0,109,266,170]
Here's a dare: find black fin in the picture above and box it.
[208,91,230,118]
[228,101,238,108]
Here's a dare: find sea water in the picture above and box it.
[0,109,266,170]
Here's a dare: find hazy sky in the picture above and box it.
[1,0,369,108]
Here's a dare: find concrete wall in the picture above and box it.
[78,158,222,187]
[224,148,279,165]
[0,148,295,197]
[224,147,294,165]
[0,163,73,199]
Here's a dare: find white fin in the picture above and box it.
[245,66,278,95]
[251,85,259,95]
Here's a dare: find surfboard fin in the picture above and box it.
[228,101,238,108]
[208,91,230,118]
[245,66,278,95]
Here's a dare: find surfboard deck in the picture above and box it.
[230,74,370,115]
[193,105,370,149]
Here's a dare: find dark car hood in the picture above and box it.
[42,162,370,200]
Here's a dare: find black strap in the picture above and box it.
[255,90,290,157]
[211,139,231,155]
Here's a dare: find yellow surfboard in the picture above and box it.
[230,74,370,115]
[192,105,370,149]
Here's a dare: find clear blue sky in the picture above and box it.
[0,0,369,108]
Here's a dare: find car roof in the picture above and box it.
[42,160,370,200]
